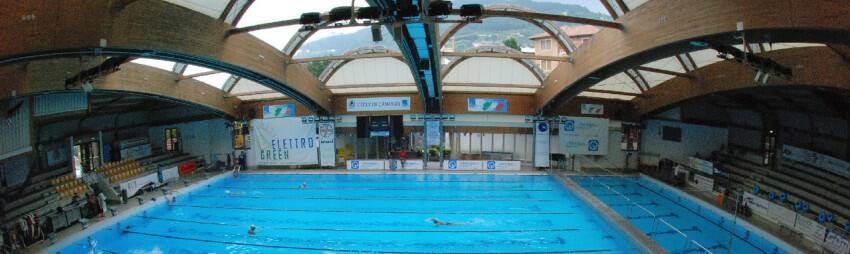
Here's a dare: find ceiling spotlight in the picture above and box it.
[357,7,383,20]
[299,12,322,25]
[329,6,353,22]
[428,1,453,17]
[397,4,419,18]
[459,4,483,18]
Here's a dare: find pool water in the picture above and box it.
[57,173,640,253]
[571,175,798,254]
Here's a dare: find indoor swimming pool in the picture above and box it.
[571,175,800,254]
[54,173,640,253]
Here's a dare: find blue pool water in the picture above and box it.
[571,175,799,254]
[57,173,640,253]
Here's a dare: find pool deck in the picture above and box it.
[553,173,668,254]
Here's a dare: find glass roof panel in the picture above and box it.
[579,91,635,100]
[130,58,175,71]
[330,86,418,94]
[443,58,541,87]
[183,65,213,75]
[194,72,230,90]
[295,26,398,58]
[639,70,674,89]
[689,48,726,69]
[443,86,537,94]
[164,0,230,18]
[588,73,641,93]
[643,56,685,73]
[229,79,272,95]
[237,0,369,50]
[325,58,414,86]
[622,0,650,10]
[237,92,288,101]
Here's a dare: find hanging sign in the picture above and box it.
[467,97,507,112]
[782,145,850,179]
[262,103,296,118]
[581,104,604,115]
[559,116,609,155]
[425,120,442,147]
[251,117,318,166]
[318,121,336,167]
[534,121,550,167]
[347,97,411,112]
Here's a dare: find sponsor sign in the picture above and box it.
[768,203,798,227]
[318,121,336,167]
[262,103,296,118]
[119,172,159,197]
[689,157,715,175]
[691,174,714,192]
[425,120,442,147]
[559,117,609,155]
[486,160,521,171]
[251,117,318,166]
[580,103,604,115]
[347,160,385,170]
[467,97,507,112]
[794,215,827,243]
[534,121,550,167]
[743,192,771,218]
[120,143,152,161]
[444,160,484,170]
[782,145,850,179]
[160,166,179,183]
[824,231,850,254]
[385,159,424,170]
[347,97,411,112]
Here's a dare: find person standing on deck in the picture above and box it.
[97,192,108,217]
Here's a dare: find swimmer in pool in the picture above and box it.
[299,182,307,189]
[248,225,256,236]
[428,218,468,226]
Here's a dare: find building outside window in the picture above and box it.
[540,39,551,50]
[165,128,180,151]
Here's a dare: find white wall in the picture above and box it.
[641,119,728,165]
[0,98,31,160]
[148,119,232,163]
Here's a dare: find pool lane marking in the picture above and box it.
[168,204,576,215]
[132,216,582,233]
[186,194,563,202]
[212,186,556,192]
[231,179,555,183]
[630,180,771,254]
[119,229,615,254]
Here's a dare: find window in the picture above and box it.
[540,39,551,50]
[73,141,100,177]
[662,126,682,142]
[763,129,776,165]
[542,61,551,70]
[165,128,180,151]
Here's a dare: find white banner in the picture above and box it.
[689,157,715,174]
[119,172,159,197]
[794,215,827,243]
[444,160,484,170]
[160,166,179,183]
[690,174,714,192]
[782,145,850,179]
[768,203,798,227]
[580,104,604,115]
[534,121,550,167]
[743,192,771,218]
[825,231,850,254]
[386,160,424,170]
[318,121,336,167]
[485,160,521,171]
[251,118,318,166]
[346,97,411,112]
[347,160,385,170]
[120,144,151,160]
[425,120,442,147]
[559,117,609,155]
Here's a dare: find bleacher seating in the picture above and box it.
[50,173,88,199]
[718,152,850,230]
[97,159,144,184]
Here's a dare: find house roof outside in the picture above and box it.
[529,25,601,40]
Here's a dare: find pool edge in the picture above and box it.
[551,173,667,254]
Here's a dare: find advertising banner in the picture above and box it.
[318,121,336,167]
[347,160,385,170]
[251,118,318,166]
[559,117,609,155]
[262,103,296,118]
[120,143,152,160]
[691,174,714,192]
[743,192,771,218]
[782,145,850,179]
[444,160,484,170]
[768,203,798,227]
[824,231,850,254]
[467,97,507,112]
[580,104,604,115]
[386,160,424,170]
[689,157,715,174]
[534,121,550,167]
[486,160,521,171]
[347,97,411,112]
[425,120,442,147]
[794,215,827,243]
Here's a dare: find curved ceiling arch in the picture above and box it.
[439,4,578,53]
[536,0,850,114]
[633,46,850,118]
[441,46,545,85]
[318,46,405,83]
[0,0,330,114]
